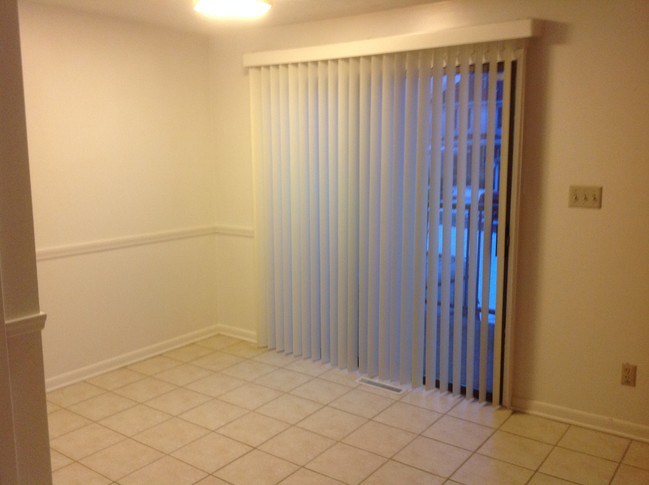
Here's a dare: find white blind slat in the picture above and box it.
[317,61,330,362]
[297,63,310,357]
[478,52,498,402]
[388,53,406,382]
[465,46,484,397]
[425,48,445,389]
[336,59,349,368]
[453,48,470,395]
[307,62,320,359]
[378,54,395,380]
[328,60,339,365]
[357,57,371,374]
[492,46,515,404]
[409,49,432,387]
[440,48,456,391]
[347,57,360,370]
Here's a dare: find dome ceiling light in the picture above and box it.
[193,0,272,19]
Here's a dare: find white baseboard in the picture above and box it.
[45,325,222,391]
[512,397,649,443]
[214,324,257,344]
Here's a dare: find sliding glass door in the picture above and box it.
[250,40,525,405]
[426,62,515,402]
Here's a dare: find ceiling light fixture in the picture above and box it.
[193,0,272,19]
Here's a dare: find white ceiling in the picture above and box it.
[25,0,440,33]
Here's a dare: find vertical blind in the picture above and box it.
[250,40,525,402]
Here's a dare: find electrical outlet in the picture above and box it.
[621,363,637,387]
[569,185,603,209]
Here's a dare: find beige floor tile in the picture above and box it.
[222,341,269,358]
[343,421,416,458]
[50,423,124,460]
[399,389,462,414]
[253,350,301,367]
[256,394,322,424]
[47,401,62,414]
[221,360,278,381]
[68,392,137,421]
[179,399,247,430]
[611,464,649,485]
[297,406,367,440]
[260,427,335,465]
[363,460,445,485]
[319,367,361,388]
[172,432,252,472]
[79,438,163,480]
[216,450,299,485]
[254,368,313,392]
[290,378,352,404]
[447,399,511,428]
[128,355,181,375]
[624,441,649,471]
[48,339,644,485]
[478,430,553,470]
[47,382,105,407]
[191,351,244,372]
[279,468,345,484]
[86,367,145,391]
[50,449,74,471]
[393,436,471,478]
[539,447,618,485]
[217,412,289,447]
[144,387,212,415]
[423,415,493,451]
[52,462,112,485]
[185,372,246,397]
[120,456,207,485]
[219,383,283,410]
[451,454,534,485]
[306,442,386,484]
[163,344,214,362]
[329,388,394,418]
[48,409,91,438]
[527,473,576,484]
[286,358,331,376]
[112,376,176,402]
[558,426,630,462]
[99,404,170,436]
[153,363,213,386]
[500,413,569,444]
[133,417,209,453]
[375,401,442,434]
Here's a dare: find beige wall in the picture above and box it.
[19,3,220,385]
[209,0,649,438]
[18,0,649,440]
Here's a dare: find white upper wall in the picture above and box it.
[20,2,217,249]
[209,0,649,434]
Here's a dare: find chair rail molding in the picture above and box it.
[36,224,255,262]
[5,313,47,338]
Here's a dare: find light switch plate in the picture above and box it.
[569,185,603,209]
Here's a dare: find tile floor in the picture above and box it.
[47,335,649,485]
